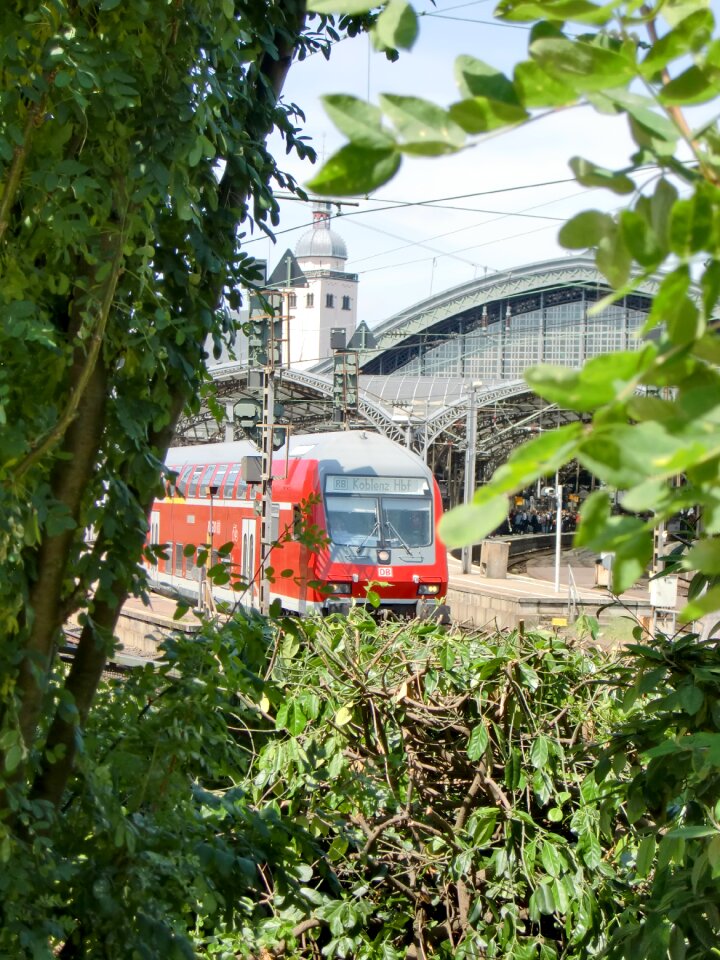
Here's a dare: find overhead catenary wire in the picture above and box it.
[244,176,582,247]
[349,187,587,267]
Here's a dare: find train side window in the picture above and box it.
[222,464,241,498]
[213,464,229,493]
[187,465,204,498]
[176,465,193,497]
[293,506,303,539]
[174,543,183,575]
[198,465,215,496]
[235,478,248,499]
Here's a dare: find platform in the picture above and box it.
[446,552,654,634]
[113,552,657,658]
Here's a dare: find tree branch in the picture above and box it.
[13,223,127,481]
[0,89,50,243]
[31,392,186,809]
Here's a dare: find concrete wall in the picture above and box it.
[114,608,200,656]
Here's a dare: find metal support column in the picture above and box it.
[259,375,275,615]
[461,388,478,575]
[554,474,563,594]
[224,401,234,443]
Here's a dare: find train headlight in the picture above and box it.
[325,582,352,595]
[417,583,441,596]
[377,549,391,563]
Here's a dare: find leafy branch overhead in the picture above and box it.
[309,0,720,610]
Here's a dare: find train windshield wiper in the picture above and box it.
[384,520,416,557]
[355,518,381,555]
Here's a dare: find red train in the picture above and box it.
[149,430,449,617]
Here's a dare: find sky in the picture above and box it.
[245,0,713,329]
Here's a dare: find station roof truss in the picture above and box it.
[176,257,656,503]
[312,256,659,378]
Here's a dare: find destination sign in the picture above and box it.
[326,475,428,496]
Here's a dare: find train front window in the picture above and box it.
[325,496,380,547]
[382,497,432,548]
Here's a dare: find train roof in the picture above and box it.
[164,432,432,480]
[276,430,432,479]
[165,439,259,467]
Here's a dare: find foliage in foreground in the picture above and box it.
[1,606,718,958]
[252,614,617,960]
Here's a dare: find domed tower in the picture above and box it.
[272,202,358,370]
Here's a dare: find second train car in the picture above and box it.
[150,430,449,617]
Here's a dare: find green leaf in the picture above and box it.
[532,881,556,916]
[569,156,635,194]
[530,735,549,769]
[529,36,635,91]
[612,531,653,593]
[449,97,528,134]
[558,209,614,249]
[582,420,718,488]
[438,641,455,671]
[307,0,374,11]
[518,662,540,691]
[619,209,663,268]
[640,10,714,77]
[701,260,720,318]
[650,178,678,252]
[599,87,679,152]
[438,494,509,548]
[663,1,712,29]
[4,743,23,773]
[373,0,418,51]
[276,700,308,736]
[635,834,656,878]
[455,56,521,103]
[322,95,395,150]
[659,65,720,106]
[573,490,612,548]
[683,539,720,575]
[641,265,692,335]
[678,684,704,715]
[596,221,632,287]
[467,722,489,761]
[525,348,655,411]
[334,705,352,727]
[541,841,563,877]
[498,0,620,23]
[307,144,401,195]
[379,95,466,156]
[514,59,579,107]
[619,477,668,513]
[453,55,529,129]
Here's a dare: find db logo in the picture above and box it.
[232,524,239,542]
[377,566,393,578]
